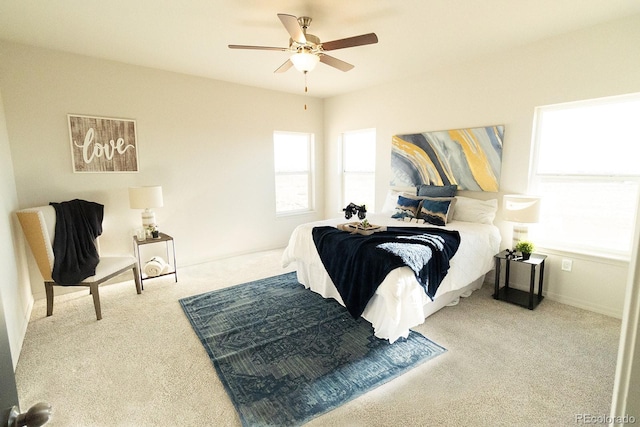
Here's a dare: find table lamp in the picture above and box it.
[129,186,163,229]
[503,194,541,248]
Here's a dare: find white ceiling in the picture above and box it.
[2,1,640,98]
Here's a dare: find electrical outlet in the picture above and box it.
[561,259,573,272]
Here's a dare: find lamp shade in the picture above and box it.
[290,52,320,72]
[129,186,163,209]
[503,195,541,223]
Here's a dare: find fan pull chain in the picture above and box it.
[304,71,308,110]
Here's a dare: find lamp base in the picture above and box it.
[512,224,529,248]
[141,208,156,228]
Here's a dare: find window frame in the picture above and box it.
[273,131,315,216]
[529,93,640,260]
[341,128,376,211]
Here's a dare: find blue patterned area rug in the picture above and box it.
[179,272,446,427]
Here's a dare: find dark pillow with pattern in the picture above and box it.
[417,184,457,198]
[418,198,452,226]
[391,195,422,220]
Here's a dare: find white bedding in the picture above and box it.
[281,213,501,342]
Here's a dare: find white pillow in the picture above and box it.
[452,196,498,224]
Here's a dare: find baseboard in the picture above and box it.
[488,268,622,318]
[486,264,622,318]
[184,245,287,269]
[542,290,622,319]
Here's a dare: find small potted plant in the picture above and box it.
[351,218,380,235]
[515,240,535,260]
[147,224,160,239]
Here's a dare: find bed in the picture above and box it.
[282,192,501,343]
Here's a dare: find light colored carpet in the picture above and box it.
[15,249,621,426]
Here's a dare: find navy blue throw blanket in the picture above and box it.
[50,199,104,285]
[312,226,460,318]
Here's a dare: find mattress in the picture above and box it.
[282,213,501,342]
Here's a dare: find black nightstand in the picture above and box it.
[493,250,546,310]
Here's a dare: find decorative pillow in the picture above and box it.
[452,196,498,224]
[418,199,452,226]
[381,187,415,213]
[420,196,457,223]
[391,195,422,220]
[417,184,458,198]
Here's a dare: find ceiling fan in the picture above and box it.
[228,13,378,74]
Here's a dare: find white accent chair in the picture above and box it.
[16,205,141,320]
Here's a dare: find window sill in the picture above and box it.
[535,245,630,265]
[276,210,317,219]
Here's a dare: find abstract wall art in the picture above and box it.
[391,125,504,191]
[68,114,139,173]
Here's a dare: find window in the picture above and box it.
[274,131,314,215]
[342,129,376,210]
[530,93,640,259]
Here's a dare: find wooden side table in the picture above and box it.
[493,250,546,310]
[132,232,177,289]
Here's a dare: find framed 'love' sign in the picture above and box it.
[68,114,139,173]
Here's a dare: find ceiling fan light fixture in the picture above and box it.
[290,51,320,72]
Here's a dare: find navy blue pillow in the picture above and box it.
[418,199,452,226]
[417,184,457,198]
[391,195,422,219]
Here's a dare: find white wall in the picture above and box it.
[0,89,32,367]
[323,14,640,317]
[0,41,325,299]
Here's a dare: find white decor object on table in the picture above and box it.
[129,186,163,231]
[503,194,541,248]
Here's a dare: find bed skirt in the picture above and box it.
[294,259,485,343]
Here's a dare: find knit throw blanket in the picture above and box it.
[312,226,460,318]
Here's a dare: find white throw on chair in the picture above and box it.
[16,205,142,320]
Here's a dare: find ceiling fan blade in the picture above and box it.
[228,44,288,51]
[321,33,378,51]
[274,59,294,73]
[320,55,354,72]
[277,13,306,44]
